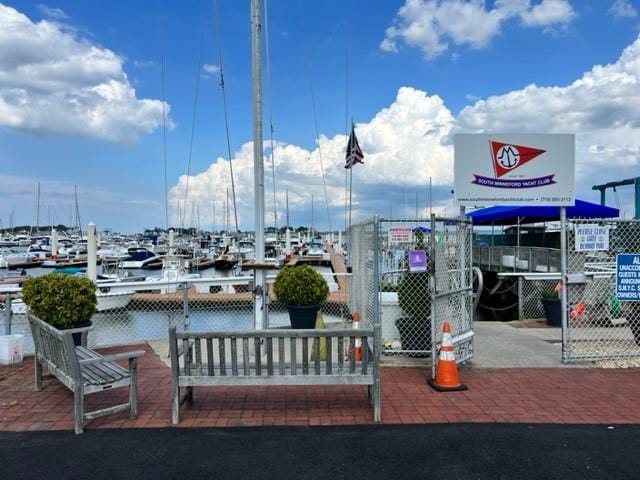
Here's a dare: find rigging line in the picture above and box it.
[303,48,333,233]
[160,18,169,231]
[213,0,239,233]
[296,0,332,234]
[181,2,208,231]
[264,0,278,236]
[344,0,352,248]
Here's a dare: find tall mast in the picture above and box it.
[286,188,289,229]
[74,185,82,238]
[251,0,266,330]
[311,194,314,238]
[36,182,40,233]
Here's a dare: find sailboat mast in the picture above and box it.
[36,182,41,233]
[74,185,82,238]
[311,194,314,239]
[286,188,289,229]
[251,0,266,330]
[225,188,229,233]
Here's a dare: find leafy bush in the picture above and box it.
[397,271,431,320]
[397,230,431,320]
[21,274,97,329]
[273,265,329,306]
[541,288,560,299]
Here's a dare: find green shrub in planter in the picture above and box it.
[273,265,329,329]
[21,274,97,330]
[395,230,431,356]
[273,264,329,306]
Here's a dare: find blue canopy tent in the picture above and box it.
[466,199,619,226]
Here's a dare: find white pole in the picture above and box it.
[285,228,291,257]
[251,0,267,330]
[560,206,568,362]
[51,228,58,259]
[169,228,175,256]
[87,223,97,282]
[338,230,342,254]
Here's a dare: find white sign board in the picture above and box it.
[575,224,609,251]
[388,227,412,244]
[454,134,575,207]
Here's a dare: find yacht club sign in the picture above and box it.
[454,134,575,207]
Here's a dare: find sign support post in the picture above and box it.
[560,206,568,363]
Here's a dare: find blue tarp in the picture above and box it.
[466,199,619,225]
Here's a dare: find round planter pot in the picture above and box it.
[541,298,562,327]
[286,305,321,329]
[394,317,431,357]
[69,321,92,346]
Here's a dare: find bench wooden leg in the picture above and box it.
[186,386,194,405]
[34,357,42,392]
[373,378,381,423]
[74,387,84,435]
[129,357,138,418]
[171,377,180,425]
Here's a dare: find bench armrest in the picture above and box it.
[64,324,96,335]
[79,350,145,365]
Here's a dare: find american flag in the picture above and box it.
[344,124,364,169]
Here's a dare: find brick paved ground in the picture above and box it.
[2,344,640,432]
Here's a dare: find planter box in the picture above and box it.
[541,298,562,327]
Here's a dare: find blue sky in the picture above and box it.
[1,1,640,232]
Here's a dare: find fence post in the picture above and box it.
[373,216,380,329]
[182,282,190,329]
[518,277,523,321]
[560,207,569,363]
[430,213,437,378]
[3,294,11,335]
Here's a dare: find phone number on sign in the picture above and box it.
[539,196,573,203]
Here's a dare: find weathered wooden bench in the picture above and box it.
[169,326,381,424]
[28,314,145,434]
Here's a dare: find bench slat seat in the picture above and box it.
[76,346,129,386]
[169,326,381,424]
[28,314,144,434]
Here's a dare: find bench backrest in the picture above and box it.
[28,314,80,389]
[169,326,380,381]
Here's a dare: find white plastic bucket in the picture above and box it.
[0,334,25,365]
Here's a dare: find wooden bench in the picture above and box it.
[169,326,381,424]
[28,314,145,434]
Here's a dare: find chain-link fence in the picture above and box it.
[566,219,640,361]
[374,218,430,357]
[431,217,474,365]
[2,270,354,356]
[520,278,560,321]
[354,217,473,360]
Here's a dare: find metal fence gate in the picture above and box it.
[566,218,640,362]
[350,216,474,362]
[430,217,474,369]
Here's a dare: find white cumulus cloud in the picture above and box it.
[609,0,638,19]
[173,33,640,227]
[381,0,576,59]
[169,87,456,229]
[0,3,171,143]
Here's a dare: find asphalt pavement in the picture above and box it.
[1,424,639,480]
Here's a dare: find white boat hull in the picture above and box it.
[96,291,134,312]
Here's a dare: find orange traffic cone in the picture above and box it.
[347,311,362,361]
[428,321,467,392]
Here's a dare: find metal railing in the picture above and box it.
[1,272,353,356]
